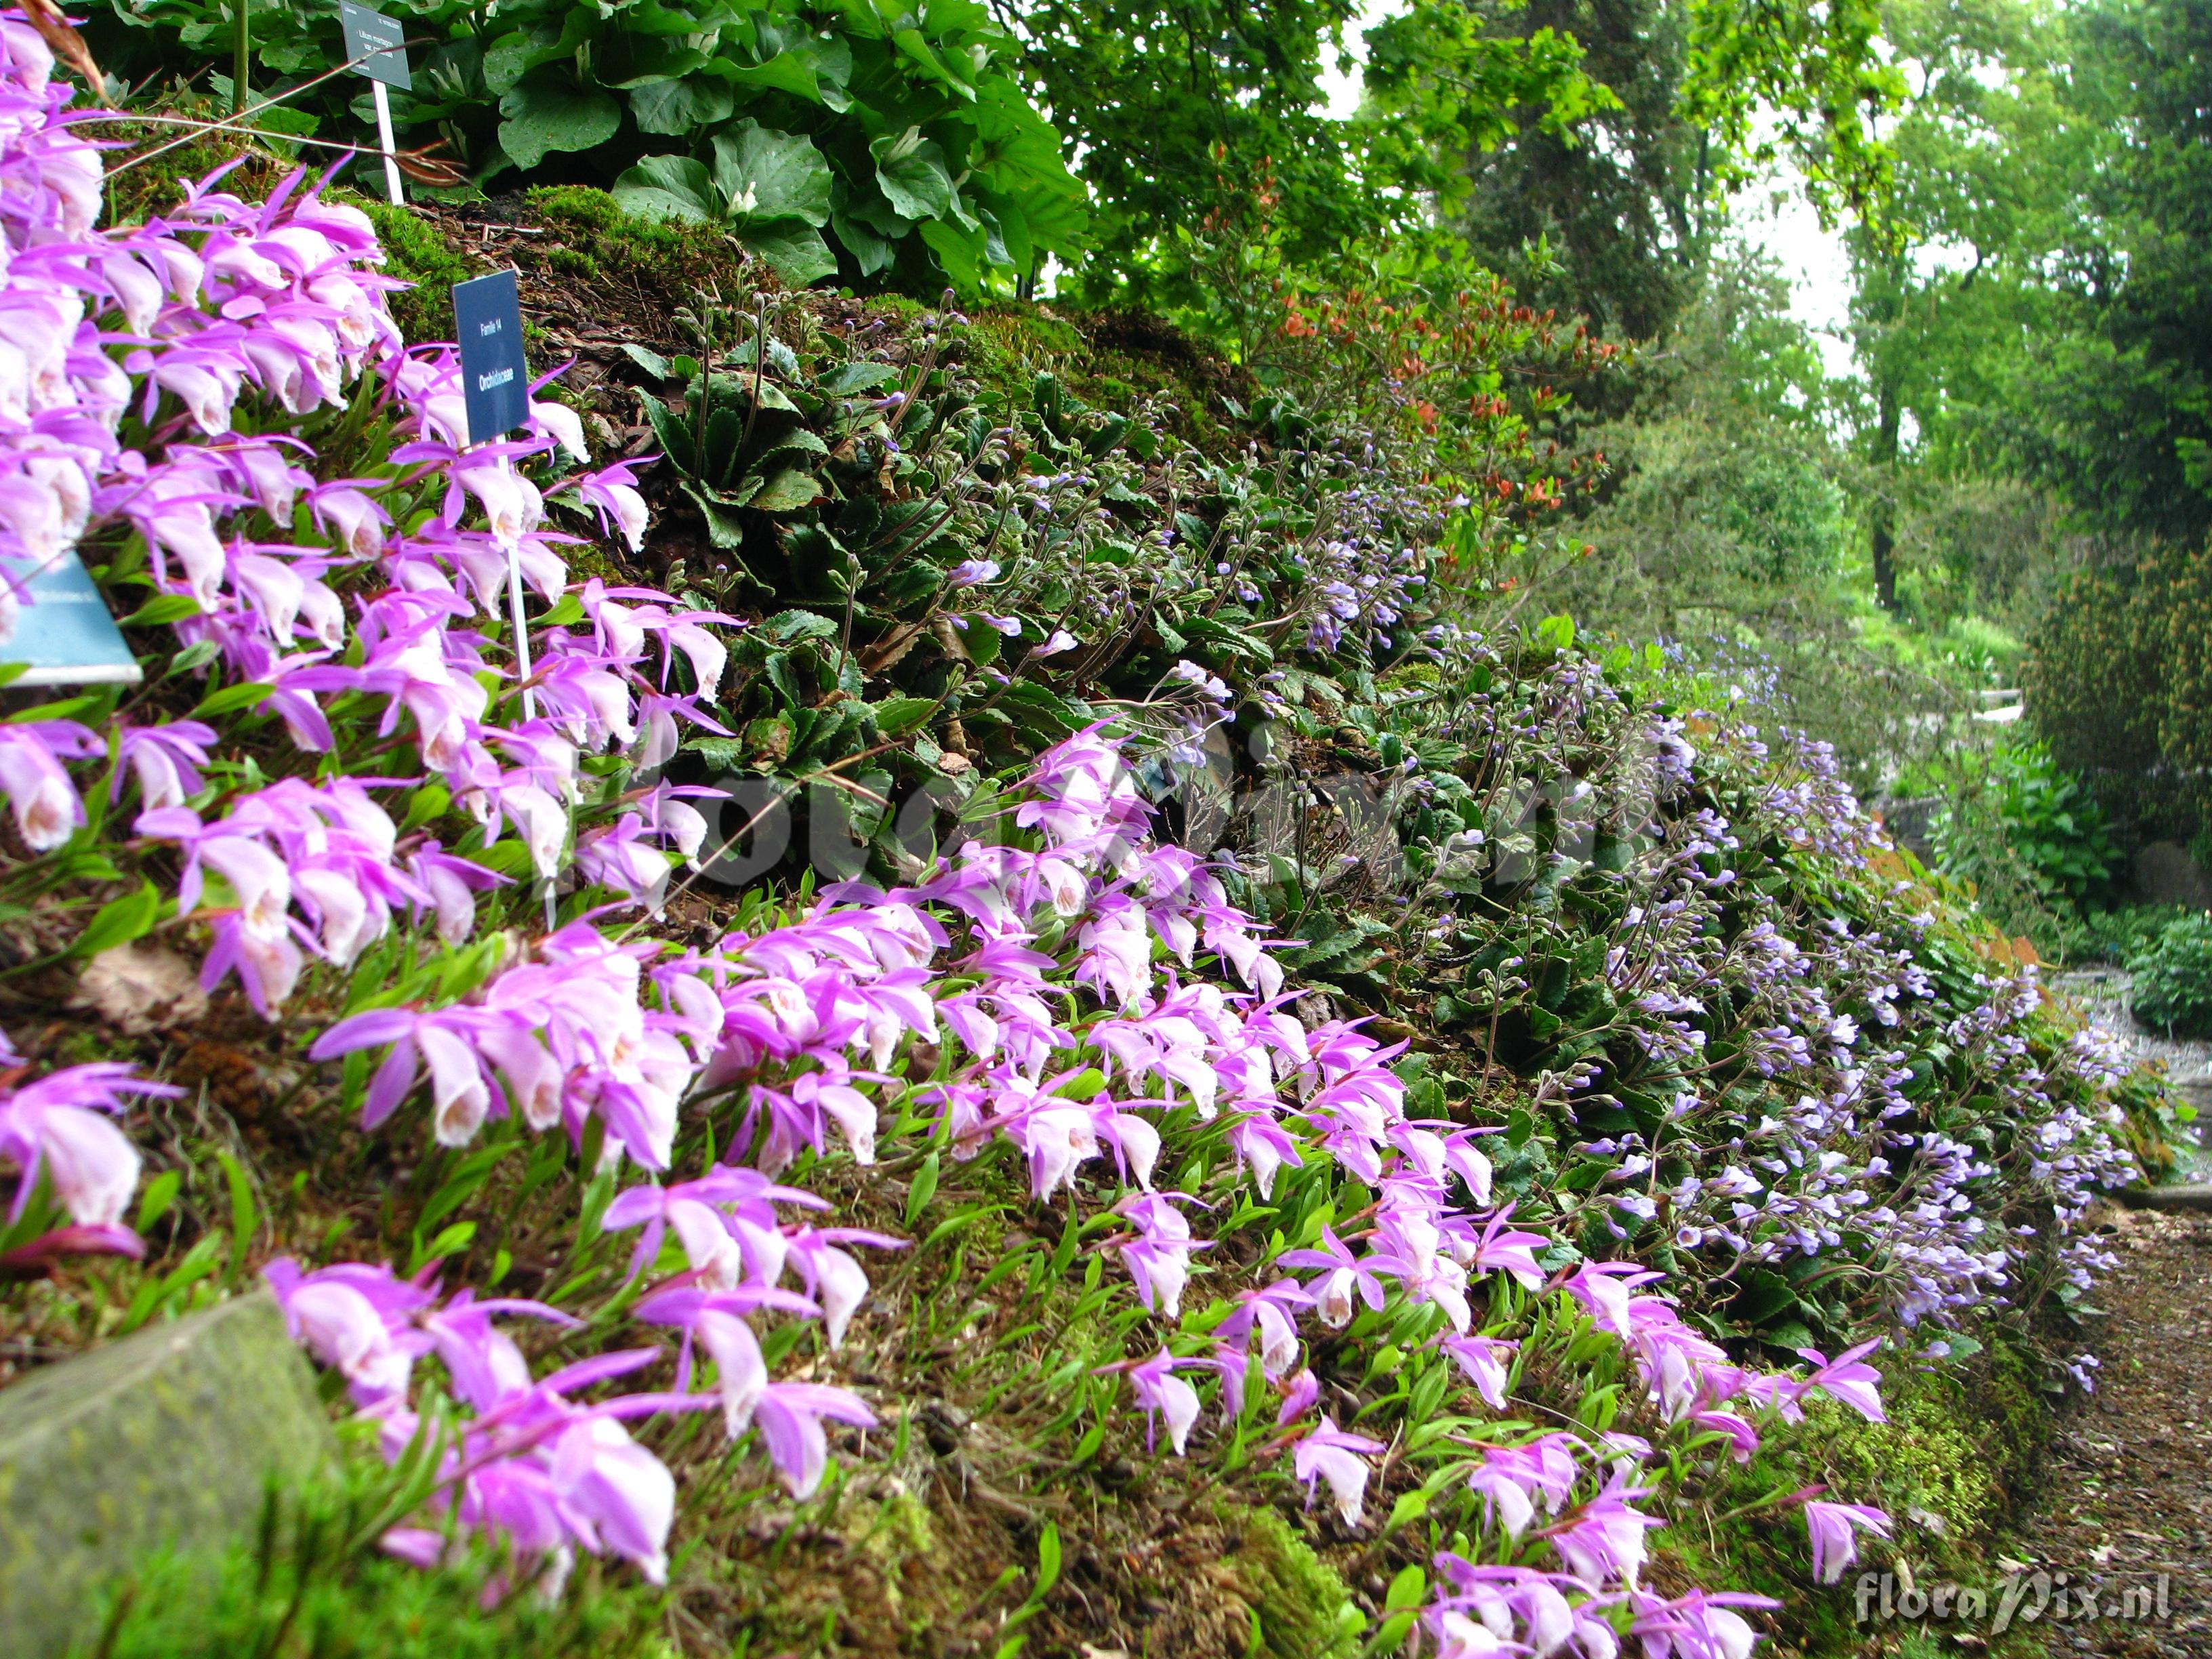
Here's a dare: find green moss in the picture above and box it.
[958,306,1077,418]
[863,291,929,325]
[354,199,483,344]
[1215,1503,1361,1659]
[851,1486,937,1567]
[523,186,750,295]
[91,108,291,231]
[953,302,1240,450]
[1093,373,1143,409]
[527,184,628,233]
[971,306,1086,362]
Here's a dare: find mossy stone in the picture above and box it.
[0,1292,336,1658]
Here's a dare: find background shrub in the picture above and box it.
[1933,738,2122,926]
[2024,539,2212,850]
[89,0,1087,291]
[2129,912,2212,1037]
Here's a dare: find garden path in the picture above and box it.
[2005,974,2212,1656]
[2009,1206,2212,1656]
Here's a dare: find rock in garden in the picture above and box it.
[0,1293,335,1658]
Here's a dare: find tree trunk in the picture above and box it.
[1870,375,1901,611]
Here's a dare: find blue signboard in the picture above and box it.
[4,553,142,687]
[453,269,529,445]
[338,0,411,90]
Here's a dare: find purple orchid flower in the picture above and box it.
[1802,1499,1891,1584]
[1292,1416,1386,1527]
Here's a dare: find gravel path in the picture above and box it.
[2009,1206,2212,1656]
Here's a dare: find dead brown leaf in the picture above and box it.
[69,941,208,1033]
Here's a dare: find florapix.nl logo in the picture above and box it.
[678,704,1692,914]
[1853,1567,2174,1636]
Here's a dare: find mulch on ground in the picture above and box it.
[2009,1206,2212,1656]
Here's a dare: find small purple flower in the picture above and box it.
[1803,1499,1890,1584]
[1123,1348,1202,1454]
[1292,1416,1385,1527]
[1795,1339,1885,1422]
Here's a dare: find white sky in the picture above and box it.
[1313,9,1862,381]
[1730,179,1858,380]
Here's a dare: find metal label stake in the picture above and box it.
[371,82,404,207]
[338,1,411,207]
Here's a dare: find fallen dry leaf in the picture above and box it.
[70,940,208,1033]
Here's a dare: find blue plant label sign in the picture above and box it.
[338,1,411,91]
[4,553,143,687]
[453,270,529,445]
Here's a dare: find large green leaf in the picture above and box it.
[987,195,1031,273]
[498,80,622,170]
[611,154,719,223]
[920,218,985,289]
[598,34,711,88]
[1002,178,1089,255]
[840,178,912,241]
[720,48,825,103]
[872,128,955,221]
[480,30,537,95]
[830,198,899,276]
[738,222,840,286]
[630,75,735,134]
[890,25,973,98]
[710,121,833,227]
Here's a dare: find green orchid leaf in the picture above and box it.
[824,361,903,395]
[637,388,695,472]
[746,468,823,511]
[871,696,938,738]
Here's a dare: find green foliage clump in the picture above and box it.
[2024,548,2188,779]
[75,1463,667,1659]
[89,0,1085,293]
[2128,912,2212,1038]
[1933,739,2121,924]
[2074,902,2192,967]
[2022,539,2212,847]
